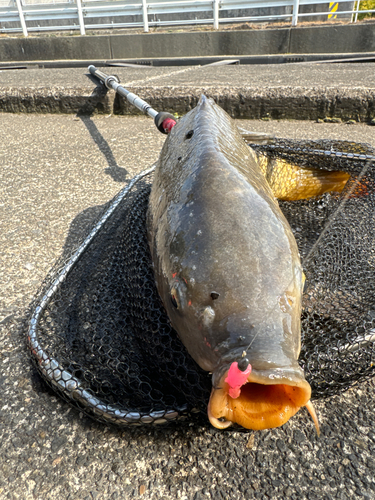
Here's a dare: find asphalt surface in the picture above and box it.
[1,63,373,88]
[0,63,374,121]
[1,111,375,500]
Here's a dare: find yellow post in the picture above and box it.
[328,2,339,19]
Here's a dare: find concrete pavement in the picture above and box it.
[1,112,375,499]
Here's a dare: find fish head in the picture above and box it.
[160,255,313,432]
[156,234,315,433]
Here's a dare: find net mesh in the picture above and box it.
[27,139,375,425]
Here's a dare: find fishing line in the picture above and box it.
[302,159,372,268]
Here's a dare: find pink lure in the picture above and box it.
[225,361,252,399]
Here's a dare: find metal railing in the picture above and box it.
[0,0,373,37]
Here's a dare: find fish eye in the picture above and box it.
[185,130,194,140]
[211,292,220,300]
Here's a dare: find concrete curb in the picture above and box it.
[0,84,374,121]
[0,85,114,114]
[116,86,375,122]
[0,23,375,63]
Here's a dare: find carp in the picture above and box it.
[146,95,321,433]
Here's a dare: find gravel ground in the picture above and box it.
[1,113,375,500]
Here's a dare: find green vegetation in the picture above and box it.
[357,0,375,20]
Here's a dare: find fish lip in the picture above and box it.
[212,364,312,399]
[212,366,310,393]
[245,367,310,389]
[212,363,307,390]
[207,366,312,431]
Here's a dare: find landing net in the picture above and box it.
[27,139,375,425]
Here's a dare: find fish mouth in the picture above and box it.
[208,370,319,433]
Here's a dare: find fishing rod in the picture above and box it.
[88,65,177,135]
[88,65,278,145]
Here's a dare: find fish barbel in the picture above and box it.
[147,96,320,433]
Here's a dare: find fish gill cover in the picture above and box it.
[27,138,375,427]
